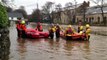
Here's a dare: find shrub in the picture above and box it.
[0,3,8,28]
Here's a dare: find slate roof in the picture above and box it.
[86,6,107,14]
[63,3,82,10]
[8,12,23,18]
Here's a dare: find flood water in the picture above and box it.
[8,24,107,60]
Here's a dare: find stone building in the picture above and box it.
[76,5,107,25]
[53,7,76,24]
[8,12,24,21]
[53,1,90,24]
[52,1,107,25]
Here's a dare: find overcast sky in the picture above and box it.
[13,0,95,14]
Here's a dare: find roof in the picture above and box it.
[63,3,82,10]
[86,6,107,14]
[8,12,23,18]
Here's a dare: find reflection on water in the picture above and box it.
[17,38,26,60]
[65,40,90,51]
[12,37,90,60]
[48,39,60,49]
[64,40,90,57]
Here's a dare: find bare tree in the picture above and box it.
[1,0,8,3]
[42,1,54,23]
[76,1,90,24]
[55,3,62,22]
[65,2,72,9]
[30,9,42,22]
[6,7,13,12]
[90,0,106,25]
[1,0,14,4]
[65,2,73,24]
[1,0,13,12]
[14,6,27,18]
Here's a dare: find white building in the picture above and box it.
[8,12,24,21]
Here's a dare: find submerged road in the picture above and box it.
[8,24,107,60]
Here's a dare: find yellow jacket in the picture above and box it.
[65,28,76,33]
[49,27,56,32]
[64,27,76,36]
[86,28,91,36]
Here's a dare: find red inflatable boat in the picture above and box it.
[60,32,87,40]
[25,28,49,38]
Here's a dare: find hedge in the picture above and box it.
[0,3,8,28]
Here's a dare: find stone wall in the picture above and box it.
[0,28,10,60]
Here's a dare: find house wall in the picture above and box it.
[53,6,107,25]
[53,11,107,25]
[61,12,69,24]
[76,13,107,24]
[9,17,24,21]
[60,11,73,24]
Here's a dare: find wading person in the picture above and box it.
[79,26,84,35]
[16,20,21,37]
[35,22,43,32]
[78,20,82,33]
[55,24,61,38]
[65,25,74,40]
[20,20,27,38]
[48,24,56,39]
[85,24,91,40]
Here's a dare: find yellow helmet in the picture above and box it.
[80,26,83,30]
[79,31,83,34]
[68,25,72,28]
[86,24,90,28]
[21,20,25,24]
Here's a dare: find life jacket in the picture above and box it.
[78,25,83,32]
[56,26,60,33]
[66,28,73,34]
[16,24,21,30]
[20,24,26,31]
[86,28,91,36]
[36,25,43,31]
[49,27,55,33]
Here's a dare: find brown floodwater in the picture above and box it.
[8,24,107,60]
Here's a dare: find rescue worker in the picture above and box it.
[48,23,56,39]
[85,24,91,40]
[16,20,21,37]
[79,26,84,35]
[55,24,61,38]
[20,20,27,38]
[65,25,74,40]
[35,22,43,32]
[78,20,82,33]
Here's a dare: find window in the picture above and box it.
[9,17,11,20]
[104,17,106,23]
[77,18,78,23]
[98,17,100,23]
[13,17,17,21]
[92,17,94,20]
[89,17,91,23]
[92,17,94,23]
[86,18,88,22]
